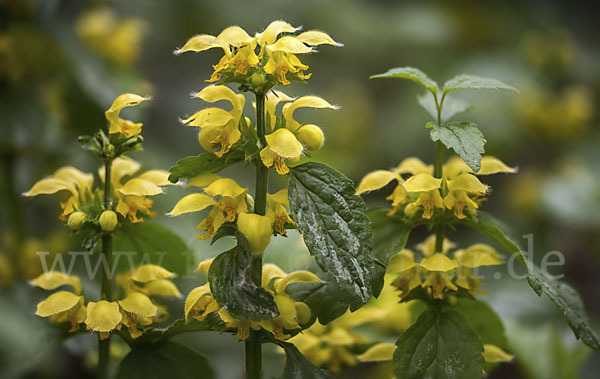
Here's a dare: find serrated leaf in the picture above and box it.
[371,66,439,94]
[442,74,518,94]
[368,209,423,265]
[116,341,214,379]
[208,233,279,322]
[394,309,484,379]
[113,221,192,276]
[462,212,600,350]
[168,150,244,183]
[417,93,472,122]
[429,121,486,172]
[288,162,373,308]
[273,339,334,379]
[527,266,600,349]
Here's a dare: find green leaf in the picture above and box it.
[116,341,214,379]
[371,66,439,94]
[368,209,422,265]
[113,221,192,276]
[527,265,600,349]
[167,150,244,183]
[273,339,334,379]
[462,212,600,350]
[417,93,472,122]
[286,272,359,325]
[134,314,228,343]
[288,162,373,308]
[429,121,486,172]
[454,298,507,349]
[208,233,279,322]
[394,308,484,379]
[442,74,518,94]
[460,211,525,264]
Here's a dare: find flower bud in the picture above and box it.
[237,213,272,255]
[296,124,324,151]
[67,211,86,231]
[99,210,118,232]
[250,72,267,88]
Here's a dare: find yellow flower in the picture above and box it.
[99,210,118,231]
[86,300,122,340]
[237,213,273,255]
[105,93,150,137]
[168,177,248,239]
[264,89,295,131]
[387,249,421,298]
[35,291,86,332]
[453,244,503,295]
[357,343,396,362]
[266,189,294,235]
[24,166,94,221]
[443,156,515,219]
[403,173,444,219]
[260,128,304,175]
[260,265,321,339]
[182,85,245,156]
[416,234,455,257]
[420,253,458,300]
[101,157,172,223]
[118,292,158,338]
[185,283,220,322]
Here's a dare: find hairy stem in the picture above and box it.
[246,93,267,379]
[434,93,446,253]
[99,159,113,379]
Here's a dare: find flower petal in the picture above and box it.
[357,342,396,362]
[387,249,417,273]
[30,272,82,294]
[296,30,343,47]
[265,129,303,159]
[187,173,221,188]
[168,193,217,216]
[105,93,149,125]
[118,292,158,318]
[483,344,513,363]
[394,157,433,176]
[477,156,517,175]
[107,157,141,186]
[215,26,254,47]
[237,213,273,255]
[36,291,82,317]
[24,178,75,197]
[181,108,234,128]
[85,301,122,332]
[282,96,339,132]
[136,170,172,187]
[447,173,488,194]
[274,270,322,293]
[142,279,182,297]
[403,173,442,193]
[204,178,247,198]
[356,170,399,195]
[119,178,163,196]
[268,36,313,54]
[130,264,175,283]
[420,253,457,272]
[174,34,217,55]
[258,20,299,45]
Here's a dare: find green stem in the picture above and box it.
[434,93,446,253]
[99,159,113,379]
[246,92,267,379]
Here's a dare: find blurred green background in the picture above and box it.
[1,0,599,378]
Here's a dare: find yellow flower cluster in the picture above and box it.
[31,265,180,339]
[76,8,146,66]
[169,176,293,250]
[24,157,171,225]
[181,85,337,174]
[357,156,516,220]
[185,261,319,340]
[174,20,342,86]
[388,235,503,300]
